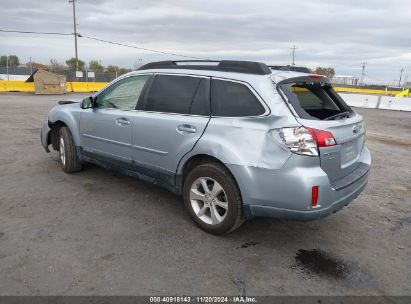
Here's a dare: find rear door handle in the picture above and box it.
[115,117,131,126]
[177,124,197,134]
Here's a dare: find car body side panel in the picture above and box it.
[131,112,210,173]
[79,108,134,165]
[176,79,298,174]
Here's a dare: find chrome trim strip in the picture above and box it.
[132,144,168,155]
[83,133,131,147]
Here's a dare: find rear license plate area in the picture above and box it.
[341,140,358,168]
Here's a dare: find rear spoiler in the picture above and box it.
[275,74,330,85]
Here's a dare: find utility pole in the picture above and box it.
[290,45,297,67]
[360,62,366,85]
[6,56,9,81]
[398,68,404,87]
[69,0,78,72]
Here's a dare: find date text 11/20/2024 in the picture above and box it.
[149,296,257,303]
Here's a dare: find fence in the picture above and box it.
[0,80,106,93]
[0,80,410,111]
[340,93,411,111]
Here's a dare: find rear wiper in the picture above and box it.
[324,111,350,120]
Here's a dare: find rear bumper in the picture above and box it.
[249,170,368,220]
[40,120,51,153]
[227,146,371,221]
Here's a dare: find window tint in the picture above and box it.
[96,75,150,110]
[280,83,352,120]
[211,80,265,117]
[145,75,210,115]
[291,85,339,110]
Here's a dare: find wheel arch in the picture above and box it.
[48,120,78,151]
[178,154,245,204]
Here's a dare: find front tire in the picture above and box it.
[183,162,243,234]
[58,126,82,173]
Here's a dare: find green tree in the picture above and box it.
[106,65,120,73]
[0,55,20,66]
[313,66,335,79]
[8,55,19,66]
[0,56,7,66]
[88,60,104,72]
[66,57,85,71]
[118,67,131,74]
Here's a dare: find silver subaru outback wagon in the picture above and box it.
[40,60,371,234]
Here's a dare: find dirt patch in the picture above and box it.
[24,128,41,134]
[367,133,411,147]
[391,217,411,231]
[389,185,411,192]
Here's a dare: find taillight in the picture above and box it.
[278,127,336,156]
[306,127,336,147]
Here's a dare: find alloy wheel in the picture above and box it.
[190,177,228,225]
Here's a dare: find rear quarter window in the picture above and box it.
[211,79,265,117]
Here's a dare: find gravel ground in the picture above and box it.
[0,92,410,296]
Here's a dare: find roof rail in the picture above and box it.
[269,65,312,73]
[138,60,272,75]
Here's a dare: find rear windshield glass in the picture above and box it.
[279,82,353,120]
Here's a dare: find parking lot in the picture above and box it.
[0,92,410,296]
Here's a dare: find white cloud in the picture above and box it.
[1,0,410,83]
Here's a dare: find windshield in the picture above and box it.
[278,81,353,120]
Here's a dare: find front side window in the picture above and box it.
[211,79,265,117]
[95,75,150,110]
[145,75,210,115]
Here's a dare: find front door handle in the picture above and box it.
[115,117,131,126]
[177,124,197,134]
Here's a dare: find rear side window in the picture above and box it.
[279,82,352,120]
[211,79,265,117]
[145,75,210,115]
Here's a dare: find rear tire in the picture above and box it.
[183,162,243,234]
[58,126,82,173]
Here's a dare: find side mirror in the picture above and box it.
[80,96,95,109]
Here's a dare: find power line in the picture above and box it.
[80,35,209,60]
[0,29,208,60]
[0,29,72,35]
